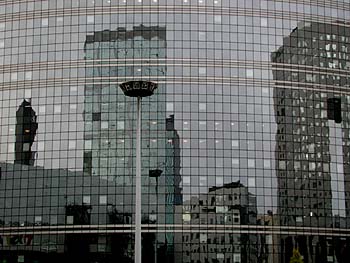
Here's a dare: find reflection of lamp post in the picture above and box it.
[149,169,163,193]
[119,81,158,263]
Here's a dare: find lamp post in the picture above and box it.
[149,169,163,263]
[119,80,158,263]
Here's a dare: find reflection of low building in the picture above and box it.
[0,162,134,262]
[174,181,257,263]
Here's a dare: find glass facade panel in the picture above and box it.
[1,1,350,262]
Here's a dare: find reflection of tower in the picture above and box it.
[164,114,182,263]
[272,21,350,263]
[14,99,38,166]
[166,115,182,206]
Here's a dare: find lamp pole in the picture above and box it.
[149,169,163,263]
[119,81,158,263]
[135,95,142,263]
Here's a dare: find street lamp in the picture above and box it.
[119,80,158,263]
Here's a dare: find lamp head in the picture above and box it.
[119,81,158,97]
[149,169,163,178]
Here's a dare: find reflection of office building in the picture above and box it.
[272,21,350,263]
[14,100,38,166]
[83,25,177,261]
[83,26,166,182]
[175,181,257,263]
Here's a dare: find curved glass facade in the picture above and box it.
[1,1,350,262]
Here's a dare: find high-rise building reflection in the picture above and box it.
[83,25,179,262]
[166,114,183,206]
[272,21,350,263]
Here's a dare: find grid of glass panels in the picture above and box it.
[1,0,350,262]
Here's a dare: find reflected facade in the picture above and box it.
[1,1,350,263]
[272,21,350,263]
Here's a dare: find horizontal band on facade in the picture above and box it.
[0,77,349,95]
[1,223,350,236]
[1,0,348,14]
[0,59,349,78]
[0,5,349,28]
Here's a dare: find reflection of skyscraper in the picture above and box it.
[83,25,167,183]
[83,25,178,261]
[272,21,350,263]
[14,99,38,166]
[166,114,182,206]
[164,114,182,263]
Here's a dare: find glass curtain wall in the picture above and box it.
[1,1,350,263]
